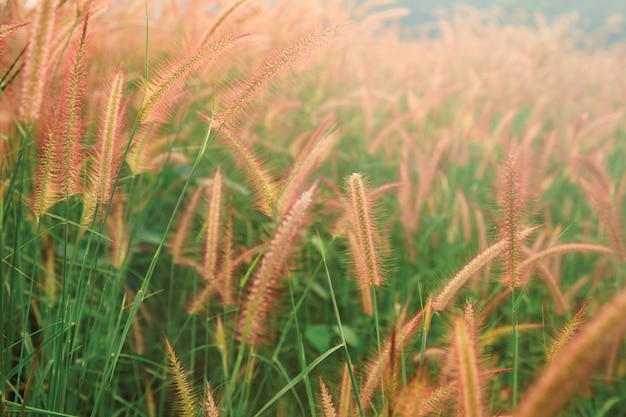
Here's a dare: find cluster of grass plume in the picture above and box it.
[1,1,625,416]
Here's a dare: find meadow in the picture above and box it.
[1,0,625,416]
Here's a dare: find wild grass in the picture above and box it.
[1,1,625,416]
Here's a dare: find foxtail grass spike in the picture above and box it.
[214,25,339,130]
[318,376,338,417]
[216,126,277,216]
[107,195,129,268]
[204,166,223,282]
[0,22,28,42]
[31,10,90,220]
[83,69,126,227]
[238,183,317,346]
[219,203,235,305]
[198,0,251,46]
[277,116,337,217]
[433,227,537,312]
[19,0,56,122]
[138,33,249,124]
[346,173,385,297]
[170,184,204,265]
[499,154,525,288]
[546,303,587,364]
[205,381,220,417]
[338,363,353,417]
[164,338,201,417]
[58,11,90,196]
[452,316,484,417]
[578,177,625,262]
[359,309,424,410]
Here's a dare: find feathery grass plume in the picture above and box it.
[414,133,450,234]
[219,203,235,305]
[545,303,587,364]
[19,0,56,122]
[318,376,337,417]
[187,277,211,315]
[337,363,353,417]
[498,154,526,288]
[238,183,317,346]
[579,178,625,261]
[395,370,427,417]
[479,323,542,346]
[203,166,223,282]
[216,126,277,216]
[432,227,537,312]
[214,25,340,130]
[455,188,472,241]
[188,235,263,314]
[31,124,59,220]
[345,173,385,306]
[418,368,510,416]
[214,315,228,370]
[398,150,414,249]
[198,0,251,47]
[0,22,28,43]
[205,381,220,417]
[30,10,90,219]
[126,131,190,175]
[107,195,129,268]
[164,337,201,417]
[276,116,338,218]
[186,168,225,313]
[384,327,400,416]
[83,69,126,227]
[348,230,373,315]
[57,11,90,196]
[423,380,457,416]
[138,33,249,125]
[170,184,204,266]
[517,285,626,417]
[43,234,56,307]
[452,316,484,417]
[573,156,626,262]
[359,308,424,410]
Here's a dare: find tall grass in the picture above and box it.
[1,1,625,416]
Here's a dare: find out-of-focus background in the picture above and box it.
[360,0,626,43]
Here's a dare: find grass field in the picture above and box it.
[1,1,626,416]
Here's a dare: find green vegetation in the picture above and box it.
[1,1,625,416]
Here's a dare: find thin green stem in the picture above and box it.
[317,230,365,417]
[512,286,519,409]
[372,285,386,411]
[287,274,317,417]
